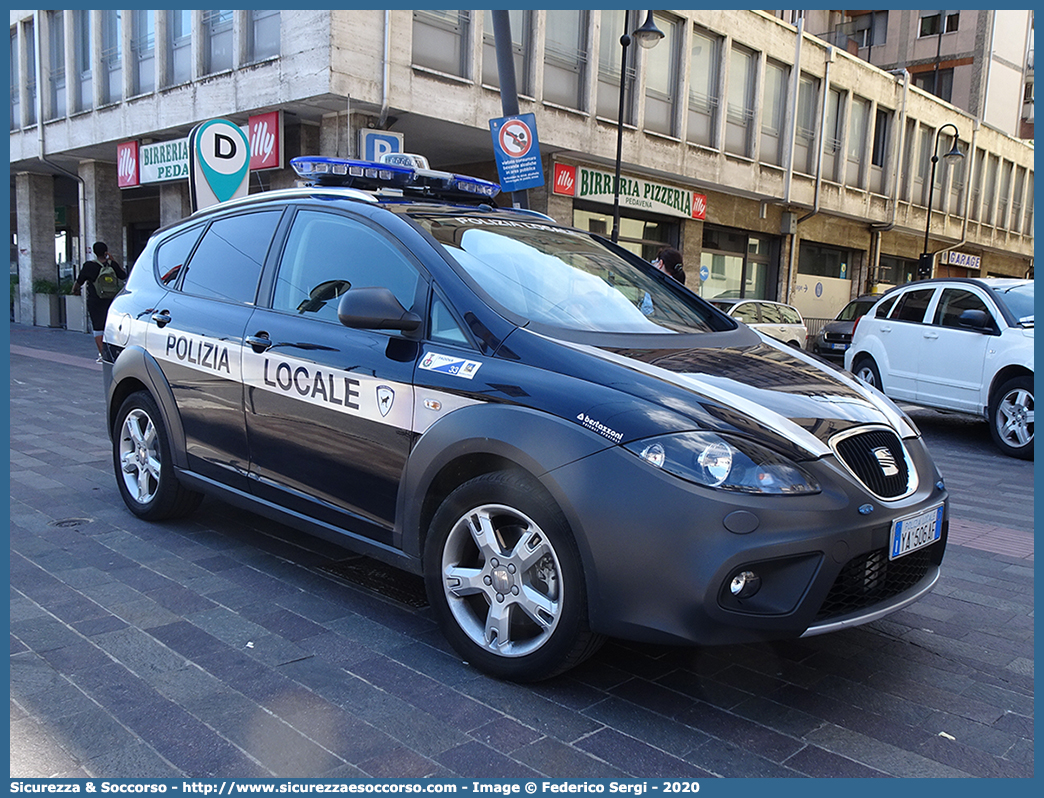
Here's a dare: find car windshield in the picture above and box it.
[415,215,724,334]
[836,299,876,322]
[994,282,1034,325]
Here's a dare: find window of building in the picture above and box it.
[913,68,953,103]
[969,147,985,221]
[700,227,775,300]
[1010,167,1026,233]
[543,10,588,110]
[725,44,755,157]
[482,10,530,95]
[798,242,855,280]
[946,13,960,33]
[166,10,192,86]
[181,212,281,304]
[822,87,843,180]
[946,133,966,214]
[573,207,672,261]
[10,28,19,129]
[644,13,680,136]
[413,10,470,78]
[919,13,956,37]
[24,21,37,125]
[1024,172,1034,235]
[870,108,890,168]
[841,10,888,48]
[760,60,788,166]
[47,11,65,120]
[982,154,998,225]
[203,9,233,75]
[846,96,870,187]
[597,10,638,123]
[101,10,122,104]
[131,10,155,95]
[248,10,280,63]
[72,10,90,112]
[878,255,916,286]
[793,74,818,174]
[687,27,720,147]
[997,160,1013,229]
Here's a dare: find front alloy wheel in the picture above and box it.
[989,376,1034,460]
[424,471,603,681]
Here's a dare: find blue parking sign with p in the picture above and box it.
[359,130,404,162]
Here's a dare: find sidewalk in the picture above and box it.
[9,323,1034,779]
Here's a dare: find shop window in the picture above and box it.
[47,11,65,120]
[701,228,773,300]
[687,27,720,147]
[725,44,755,157]
[877,255,916,286]
[248,10,280,63]
[101,10,122,104]
[131,10,155,95]
[204,9,233,75]
[644,13,680,136]
[760,60,788,166]
[167,10,192,86]
[413,10,470,78]
[72,10,89,112]
[798,242,854,280]
[597,10,638,123]
[482,10,530,95]
[544,10,588,110]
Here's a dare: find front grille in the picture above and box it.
[814,545,933,622]
[823,332,850,344]
[833,428,911,499]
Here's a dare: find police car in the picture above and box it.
[103,155,949,681]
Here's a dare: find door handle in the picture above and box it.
[880,325,892,333]
[245,333,273,352]
[923,331,939,340]
[151,311,171,328]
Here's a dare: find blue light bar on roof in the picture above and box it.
[291,155,501,202]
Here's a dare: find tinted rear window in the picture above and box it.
[891,289,934,322]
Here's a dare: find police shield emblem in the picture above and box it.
[376,385,394,417]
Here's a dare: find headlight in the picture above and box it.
[625,431,820,495]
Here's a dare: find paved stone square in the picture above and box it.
[8,324,1033,779]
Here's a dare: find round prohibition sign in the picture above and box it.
[499,119,533,158]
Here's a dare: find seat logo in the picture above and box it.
[872,446,900,477]
[377,385,395,417]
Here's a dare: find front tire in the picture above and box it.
[113,391,203,520]
[424,471,603,681]
[989,376,1034,460]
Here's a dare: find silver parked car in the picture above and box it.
[811,295,879,363]
[710,298,808,349]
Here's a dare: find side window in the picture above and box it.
[181,211,281,303]
[934,288,992,328]
[779,305,803,325]
[156,226,203,287]
[429,294,470,346]
[875,295,898,318]
[272,210,422,324]
[759,303,783,324]
[733,303,759,324]
[890,288,934,322]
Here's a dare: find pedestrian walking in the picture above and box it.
[653,247,685,284]
[71,241,127,360]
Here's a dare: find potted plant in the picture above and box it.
[32,278,64,328]
[61,277,87,332]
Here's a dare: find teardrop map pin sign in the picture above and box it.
[187,119,251,212]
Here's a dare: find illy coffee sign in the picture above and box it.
[117,141,139,188]
[553,162,707,221]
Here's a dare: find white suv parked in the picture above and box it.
[846,278,1034,459]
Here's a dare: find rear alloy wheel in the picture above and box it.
[113,392,203,520]
[853,357,883,391]
[424,471,603,681]
[989,376,1034,460]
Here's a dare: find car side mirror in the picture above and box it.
[956,308,993,332]
[338,287,421,332]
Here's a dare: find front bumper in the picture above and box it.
[546,434,947,646]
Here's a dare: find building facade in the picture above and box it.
[10,9,1035,329]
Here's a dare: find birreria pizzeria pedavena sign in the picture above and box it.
[552,162,707,220]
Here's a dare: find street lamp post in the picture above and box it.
[919,122,964,279]
[611,11,664,243]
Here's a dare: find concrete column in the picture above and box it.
[78,160,123,263]
[15,172,57,324]
[159,182,191,227]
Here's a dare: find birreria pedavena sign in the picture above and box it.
[552,162,707,220]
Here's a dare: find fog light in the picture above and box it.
[729,570,761,599]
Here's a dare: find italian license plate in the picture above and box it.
[830,342,849,350]
[890,504,944,560]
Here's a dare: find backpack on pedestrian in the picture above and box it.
[94,261,125,299]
